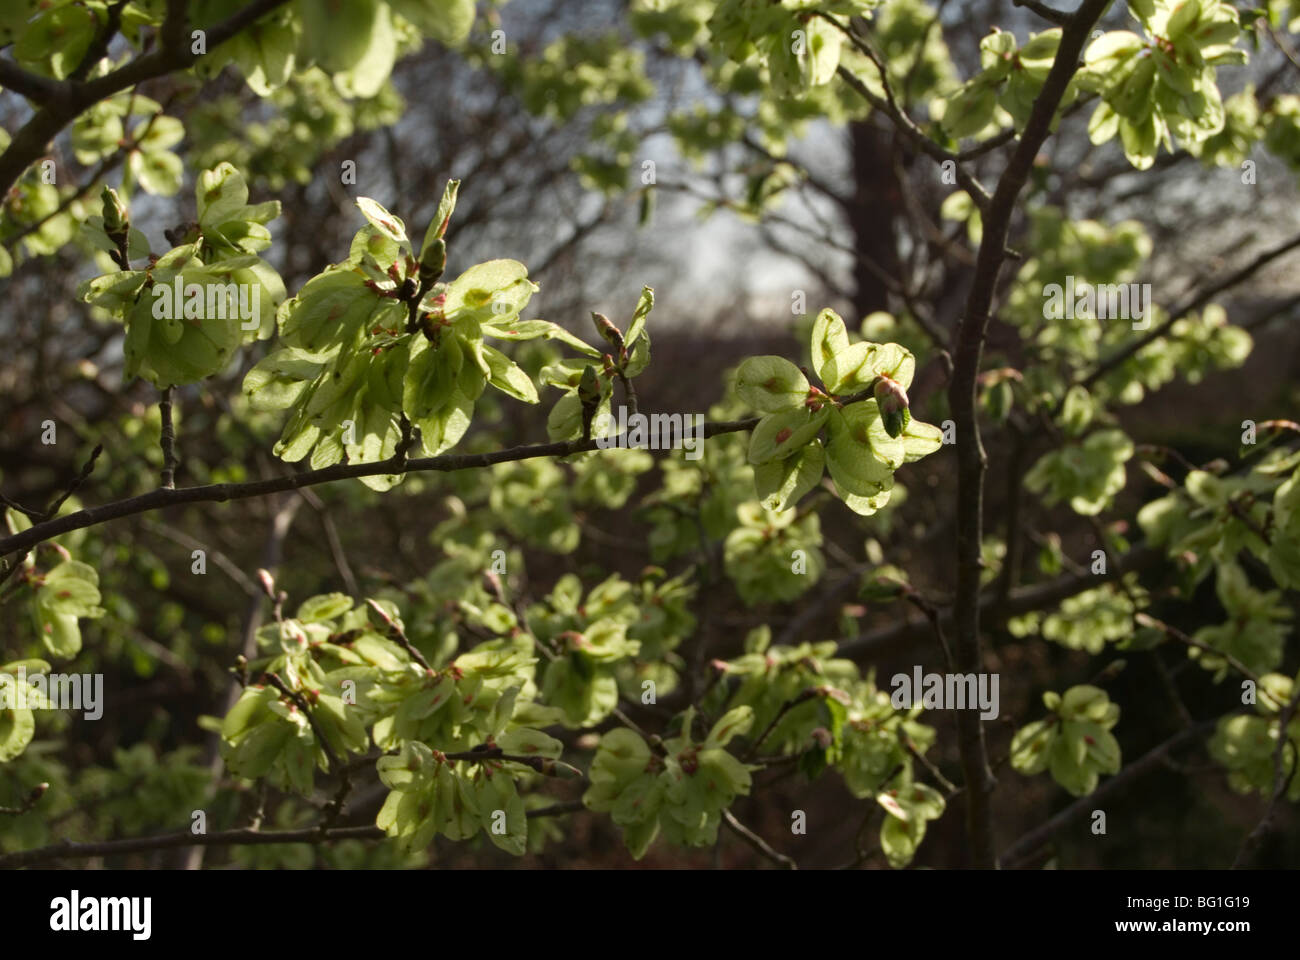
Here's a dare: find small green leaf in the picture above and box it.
[735,356,809,413]
[355,197,408,245]
[748,407,830,465]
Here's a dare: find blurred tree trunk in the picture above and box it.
[848,120,903,319]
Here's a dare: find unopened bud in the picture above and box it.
[101,185,128,233]
[591,312,624,353]
[256,568,275,599]
[540,758,584,780]
[816,685,852,705]
[419,237,446,285]
[874,374,911,438]
[578,365,602,440]
[577,365,601,405]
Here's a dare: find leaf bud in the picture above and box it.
[577,364,602,406]
[591,312,625,353]
[100,185,128,233]
[874,374,911,438]
[419,237,446,285]
[256,568,276,599]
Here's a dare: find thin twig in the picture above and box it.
[721,809,797,869]
[262,671,340,772]
[43,443,104,521]
[945,0,1113,868]
[0,782,48,816]
[1001,719,1222,866]
[365,598,432,672]
[159,386,178,489]
[1012,0,1072,26]
[0,391,875,558]
[1135,613,1263,687]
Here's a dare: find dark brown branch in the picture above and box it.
[0,60,63,104]
[43,443,104,521]
[0,392,871,560]
[184,494,300,869]
[297,488,360,595]
[0,781,48,816]
[1135,612,1263,686]
[0,0,293,201]
[365,598,433,672]
[904,586,956,672]
[838,544,1162,655]
[0,824,384,868]
[159,387,178,489]
[722,809,797,869]
[68,0,127,83]
[834,65,992,212]
[1012,0,1072,26]
[744,688,820,761]
[945,0,1114,869]
[0,798,586,868]
[441,745,584,780]
[1001,719,1220,867]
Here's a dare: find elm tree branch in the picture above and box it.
[834,65,992,213]
[0,390,874,559]
[159,386,178,489]
[262,671,340,772]
[365,598,433,672]
[903,585,957,672]
[68,0,128,83]
[0,0,293,201]
[0,824,385,868]
[944,0,1114,869]
[0,60,63,104]
[1000,718,1221,867]
[43,442,105,522]
[0,800,586,868]
[1231,682,1300,869]
[744,688,821,762]
[0,782,48,816]
[904,732,958,796]
[722,809,797,869]
[1013,0,1072,27]
[1071,229,1300,400]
